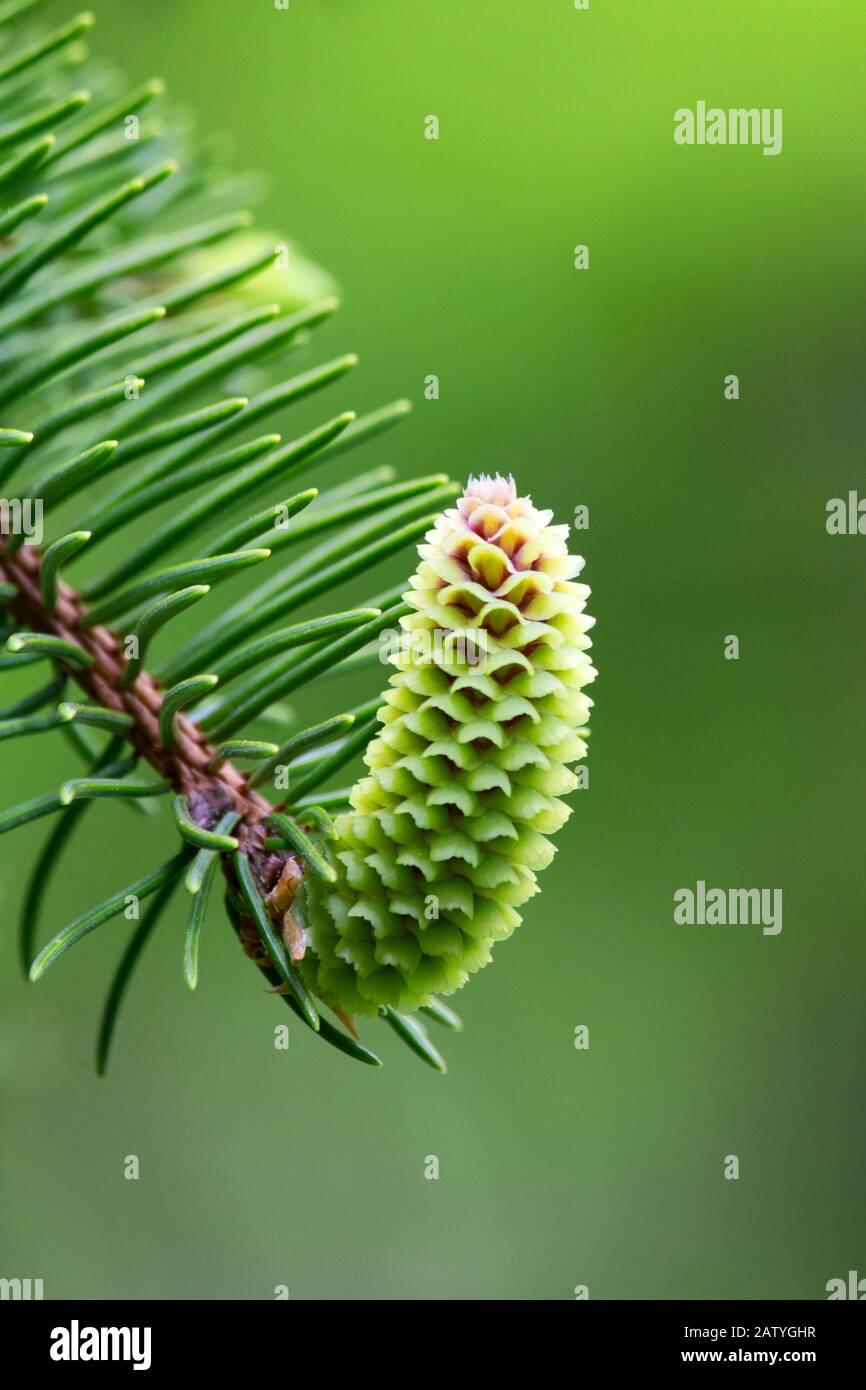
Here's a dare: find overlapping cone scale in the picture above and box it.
[298,473,596,1015]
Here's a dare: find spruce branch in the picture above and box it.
[0,2,593,1078]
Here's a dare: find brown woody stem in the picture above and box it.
[0,540,289,893]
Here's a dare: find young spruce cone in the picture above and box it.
[298,474,595,1017]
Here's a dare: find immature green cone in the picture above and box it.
[298,474,596,1016]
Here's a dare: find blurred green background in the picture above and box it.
[2,0,864,1300]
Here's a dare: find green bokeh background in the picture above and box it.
[2,0,864,1300]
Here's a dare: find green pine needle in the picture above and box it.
[6,631,93,668]
[233,850,319,1031]
[59,770,169,806]
[96,871,181,1077]
[381,1007,448,1074]
[157,674,219,749]
[85,551,270,628]
[172,795,239,853]
[39,531,91,610]
[29,850,191,983]
[120,586,211,686]
[266,811,337,885]
[184,811,241,897]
